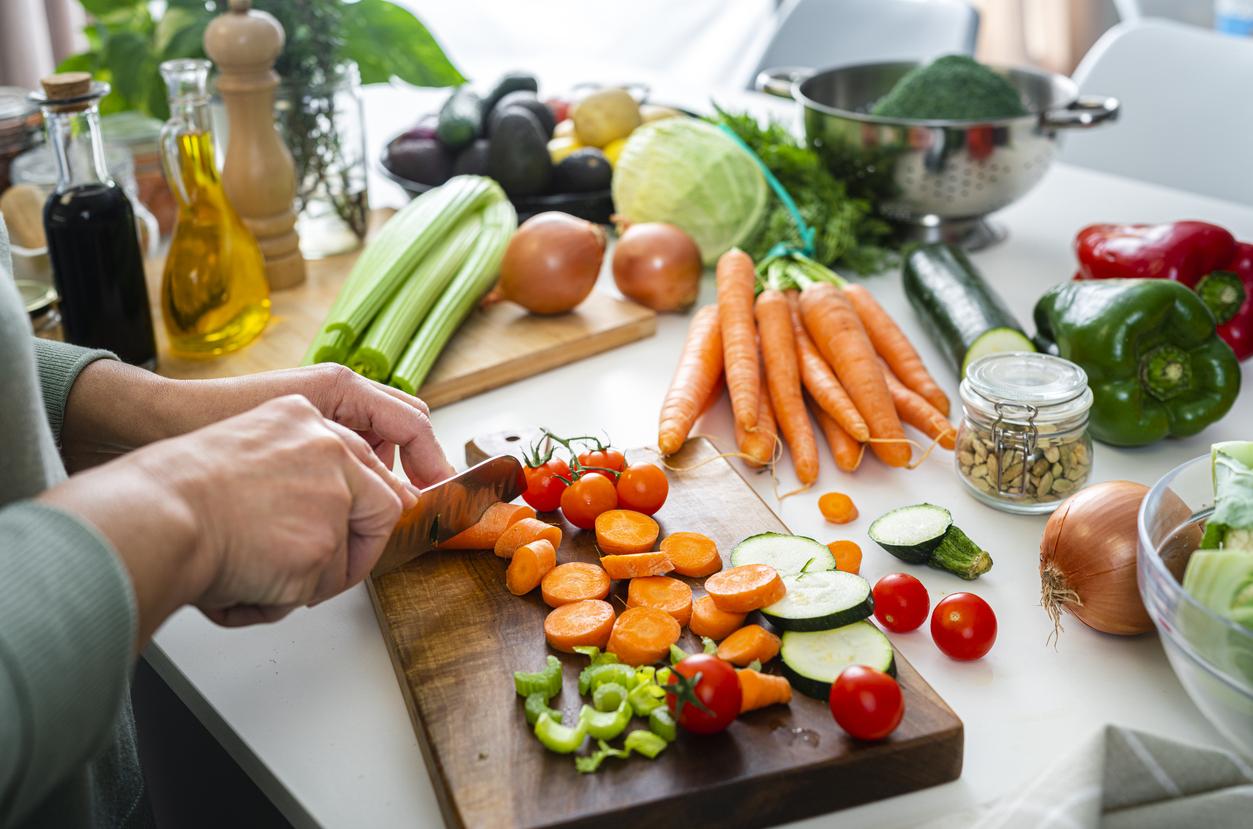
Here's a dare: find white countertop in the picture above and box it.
[149,80,1253,829]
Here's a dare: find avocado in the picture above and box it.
[482,71,539,117]
[552,148,612,193]
[436,86,482,150]
[487,108,551,197]
[385,137,453,185]
[452,139,490,177]
[488,91,556,138]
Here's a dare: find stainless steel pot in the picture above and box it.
[757,62,1119,249]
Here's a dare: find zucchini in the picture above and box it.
[780,622,896,699]
[929,525,994,580]
[436,86,483,150]
[903,243,1034,377]
[868,503,993,579]
[762,570,873,631]
[730,532,834,576]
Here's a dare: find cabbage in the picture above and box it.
[612,119,767,265]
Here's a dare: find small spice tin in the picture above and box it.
[956,352,1093,514]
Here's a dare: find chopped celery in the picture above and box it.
[633,666,656,687]
[575,740,629,774]
[627,680,666,717]
[535,713,586,754]
[656,667,672,685]
[592,682,627,713]
[524,693,562,726]
[584,663,636,694]
[669,644,690,665]
[648,707,677,742]
[701,636,718,654]
[573,646,618,666]
[624,730,668,759]
[514,655,561,699]
[579,701,632,740]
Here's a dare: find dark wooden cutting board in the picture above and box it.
[367,435,963,829]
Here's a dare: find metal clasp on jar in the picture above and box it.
[990,401,1037,496]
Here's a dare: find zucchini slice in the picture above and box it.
[780,622,896,700]
[867,504,952,564]
[762,570,874,632]
[730,532,834,576]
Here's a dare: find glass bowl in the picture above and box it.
[1138,454,1253,755]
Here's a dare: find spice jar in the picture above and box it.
[956,352,1094,514]
[0,87,43,193]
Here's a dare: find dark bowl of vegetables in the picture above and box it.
[756,57,1119,250]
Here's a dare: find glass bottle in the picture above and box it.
[32,72,157,368]
[159,59,270,356]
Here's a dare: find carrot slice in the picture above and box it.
[738,668,792,713]
[818,492,858,524]
[704,564,786,613]
[544,599,616,653]
[600,552,675,580]
[659,532,722,578]
[828,540,862,574]
[689,595,746,640]
[438,502,537,550]
[593,509,660,555]
[607,606,681,666]
[505,539,557,596]
[541,562,611,608]
[716,624,781,667]
[626,576,694,627]
[494,517,562,559]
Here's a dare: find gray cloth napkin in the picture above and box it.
[920,725,1252,829]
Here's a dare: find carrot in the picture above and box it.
[544,599,616,653]
[811,397,864,473]
[737,668,792,713]
[607,606,682,666]
[843,282,950,416]
[600,552,675,580]
[788,292,869,442]
[658,305,723,455]
[716,624,781,667]
[541,562,611,608]
[659,532,722,578]
[438,502,537,550]
[704,563,786,613]
[626,576,694,627]
[735,372,777,467]
[505,539,557,596]
[717,248,761,433]
[689,595,746,640]
[880,358,956,450]
[755,288,819,485]
[494,517,562,559]
[593,509,660,555]
[827,540,862,574]
[818,492,858,524]
[799,283,909,467]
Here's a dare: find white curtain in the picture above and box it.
[0,0,85,91]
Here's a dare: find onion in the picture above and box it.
[611,222,702,311]
[499,212,606,314]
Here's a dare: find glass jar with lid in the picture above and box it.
[955,352,1094,514]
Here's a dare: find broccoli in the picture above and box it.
[871,55,1028,121]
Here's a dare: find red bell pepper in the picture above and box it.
[1074,221,1253,360]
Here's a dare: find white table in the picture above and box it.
[149,80,1253,828]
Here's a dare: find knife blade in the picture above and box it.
[372,454,526,575]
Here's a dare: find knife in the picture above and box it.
[372,454,526,575]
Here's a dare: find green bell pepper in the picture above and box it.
[1034,279,1241,446]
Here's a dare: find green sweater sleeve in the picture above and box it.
[31,340,116,445]
[0,503,137,827]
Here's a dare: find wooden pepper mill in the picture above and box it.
[204,0,306,290]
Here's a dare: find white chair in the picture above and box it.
[1063,19,1253,205]
[747,0,979,87]
[1112,0,1214,28]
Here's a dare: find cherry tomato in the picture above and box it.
[522,458,570,513]
[666,654,741,735]
[828,666,904,741]
[559,472,618,530]
[872,573,930,633]
[616,463,668,515]
[930,592,997,661]
[577,447,627,475]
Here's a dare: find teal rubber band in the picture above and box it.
[717,122,815,258]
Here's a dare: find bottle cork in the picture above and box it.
[39,72,93,112]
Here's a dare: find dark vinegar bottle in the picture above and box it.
[34,73,157,368]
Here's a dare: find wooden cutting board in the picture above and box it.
[145,211,656,408]
[367,435,963,829]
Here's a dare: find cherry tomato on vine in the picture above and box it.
[872,573,930,633]
[577,447,627,475]
[521,458,571,513]
[930,592,997,661]
[616,463,668,515]
[666,654,741,735]
[828,666,904,741]
[559,472,618,530]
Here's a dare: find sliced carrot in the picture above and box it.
[818,492,858,524]
[659,532,722,578]
[494,517,562,559]
[689,595,746,640]
[607,606,682,666]
[544,599,616,653]
[828,540,863,574]
[880,358,957,450]
[659,304,723,456]
[541,562,611,608]
[843,282,950,416]
[594,509,660,555]
[504,539,557,596]
[438,502,537,550]
[811,397,865,473]
[626,576,693,627]
[716,624,781,667]
[738,668,792,713]
[600,552,675,580]
[704,564,786,613]
[735,372,777,467]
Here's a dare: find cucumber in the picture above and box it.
[730,532,835,576]
[762,570,873,631]
[867,504,952,564]
[903,243,1034,378]
[436,86,483,150]
[780,622,896,699]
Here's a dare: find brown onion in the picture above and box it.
[499,212,606,314]
[611,222,701,312]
